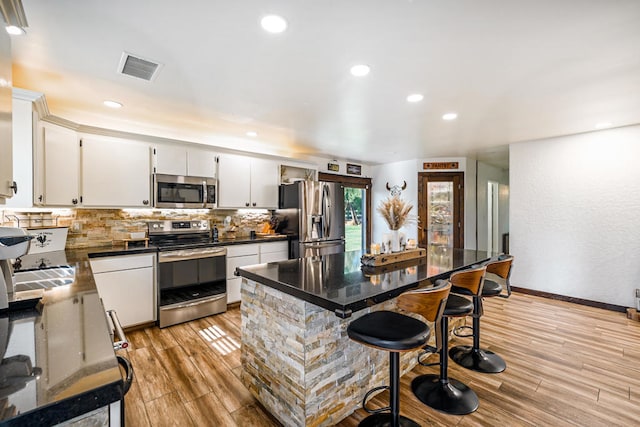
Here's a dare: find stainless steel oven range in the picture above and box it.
[148,220,226,328]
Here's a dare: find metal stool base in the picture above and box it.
[359,413,421,427]
[411,375,479,415]
[449,346,506,373]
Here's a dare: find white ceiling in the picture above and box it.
[10,0,640,167]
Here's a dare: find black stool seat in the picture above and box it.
[481,279,502,296]
[348,311,430,351]
[444,294,474,316]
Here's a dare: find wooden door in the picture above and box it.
[418,172,464,248]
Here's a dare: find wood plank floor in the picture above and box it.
[118,292,640,426]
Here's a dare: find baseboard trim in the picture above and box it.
[511,286,627,313]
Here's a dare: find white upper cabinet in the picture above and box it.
[153,145,187,176]
[250,157,279,208]
[0,32,11,203]
[82,135,152,207]
[186,148,217,178]
[36,122,81,206]
[5,96,35,207]
[218,153,278,208]
[153,145,217,178]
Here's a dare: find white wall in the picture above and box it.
[510,125,640,307]
[371,159,418,244]
[476,162,509,252]
[371,157,476,249]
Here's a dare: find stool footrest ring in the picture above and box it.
[453,325,474,338]
[363,385,391,414]
[417,347,439,367]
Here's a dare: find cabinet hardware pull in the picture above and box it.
[9,181,17,195]
[72,198,78,205]
[143,200,149,205]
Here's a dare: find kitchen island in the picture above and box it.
[237,247,493,426]
[2,250,127,426]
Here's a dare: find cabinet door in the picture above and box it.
[187,148,217,178]
[218,153,251,208]
[82,136,152,207]
[5,97,34,207]
[250,158,278,208]
[40,123,81,206]
[226,246,259,304]
[92,266,155,328]
[154,145,187,176]
[0,31,11,201]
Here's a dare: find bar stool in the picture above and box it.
[347,283,451,427]
[485,255,514,299]
[449,257,513,374]
[410,267,483,415]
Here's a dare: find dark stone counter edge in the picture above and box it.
[237,256,494,318]
[238,268,443,318]
[86,235,289,258]
[1,377,122,426]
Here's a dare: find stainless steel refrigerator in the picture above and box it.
[277,181,345,258]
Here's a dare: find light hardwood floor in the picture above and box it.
[119,292,640,426]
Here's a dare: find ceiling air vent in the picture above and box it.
[117,52,163,81]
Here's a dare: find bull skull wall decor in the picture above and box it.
[385,181,407,196]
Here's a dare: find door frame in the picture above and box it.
[417,172,464,249]
[318,172,372,250]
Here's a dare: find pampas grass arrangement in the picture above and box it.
[377,196,413,230]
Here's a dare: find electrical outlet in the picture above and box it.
[72,221,82,233]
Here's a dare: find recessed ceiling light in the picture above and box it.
[350,64,370,77]
[261,15,288,33]
[442,112,458,121]
[407,94,424,103]
[103,100,123,109]
[5,26,25,35]
[246,131,258,137]
[594,121,612,129]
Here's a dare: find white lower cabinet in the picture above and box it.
[225,241,289,304]
[259,241,289,263]
[225,244,259,304]
[90,253,156,328]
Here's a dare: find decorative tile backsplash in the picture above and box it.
[0,209,273,249]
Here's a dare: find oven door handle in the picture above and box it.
[160,294,226,310]
[108,309,129,351]
[158,248,227,262]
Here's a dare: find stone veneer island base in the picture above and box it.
[241,278,423,427]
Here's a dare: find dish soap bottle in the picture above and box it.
[212,224,219,242]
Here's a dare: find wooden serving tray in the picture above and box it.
[360,248,426,267]
[114,238,149,249]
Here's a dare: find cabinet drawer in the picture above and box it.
[226,244,259,258]
[259,241,288,254]
[90,253,155,273]
[226,254,259,277]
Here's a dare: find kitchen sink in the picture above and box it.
[13,265,75,291]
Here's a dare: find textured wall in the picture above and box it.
[510,125,640,307]
[1,208,272,249]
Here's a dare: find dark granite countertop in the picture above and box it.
[237,247,495,317]
[1,250,124,426]
[86,234,289,258]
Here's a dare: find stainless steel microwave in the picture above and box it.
[153,174,217,208]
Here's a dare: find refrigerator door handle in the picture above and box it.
[323,183,331,238]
